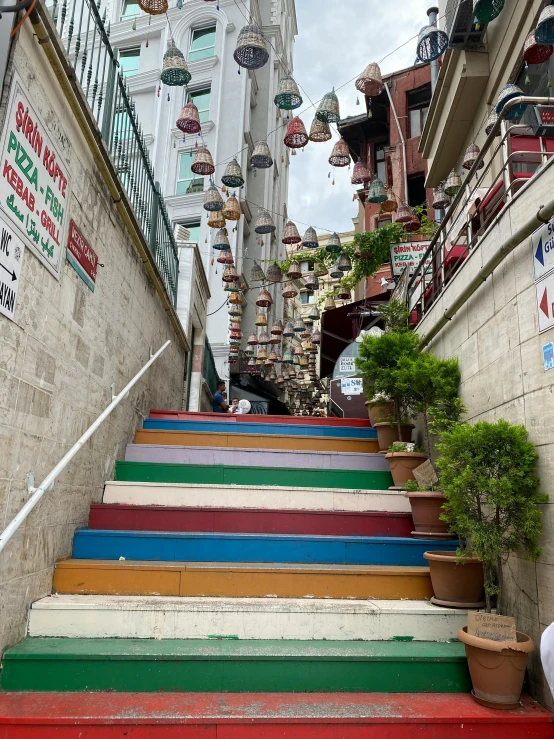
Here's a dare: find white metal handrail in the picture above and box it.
[0,340,171,554]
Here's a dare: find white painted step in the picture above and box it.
[103,481,411,513]
[28,594,466,641]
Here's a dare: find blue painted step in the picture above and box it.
[72,530,459,566]
[142,418,377,439]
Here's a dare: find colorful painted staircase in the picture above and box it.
[0,410,551,736]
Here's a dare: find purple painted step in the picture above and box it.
[125,444,390,472]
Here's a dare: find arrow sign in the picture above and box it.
[0,214,24,322]
[536,273,554,333]
[0,261,17,282]
[540,286,549,318]
[532,219,554,280]
[536,237,545,267]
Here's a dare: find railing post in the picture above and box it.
[101,56,117,142]
[149,181,160,256]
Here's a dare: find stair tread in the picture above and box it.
[142,418,377,438]
[92,503,412,517]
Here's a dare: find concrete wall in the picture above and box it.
[0,23,185,652]
[417,158,554,708]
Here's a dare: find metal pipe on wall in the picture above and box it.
[427,6,440,94]
[385,84,409,207]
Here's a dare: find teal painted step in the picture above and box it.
[114,461,393,490]
[143,418,377,439]
[1,638,470,693]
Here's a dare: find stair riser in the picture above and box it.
[89,505,414,537]
[143,419,377,439]
[150,410,372,426]
[103,483,411,513]
[125,444,391,471]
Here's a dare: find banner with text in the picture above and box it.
[390,241,432,277]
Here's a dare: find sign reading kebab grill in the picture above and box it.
[390,241,432,277]
[0,76,70,278]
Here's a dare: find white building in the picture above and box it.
[107,0,298,380]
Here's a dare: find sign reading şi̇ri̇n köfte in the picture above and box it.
[0,75,70,279]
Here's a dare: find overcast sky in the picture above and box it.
[288,0,429,237]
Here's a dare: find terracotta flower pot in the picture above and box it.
[405,491,451,539]
[458,626,534,710]
[374,422,414,451]
[366,399,395,426]
[385,451,427,486]
[423,551,485,608]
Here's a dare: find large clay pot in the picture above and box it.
[458,627,534,710]
[374,422,414,451]
[424,551,485,608]
[366,399,395,426]
[385,451,427,486]
[406,491,451,539]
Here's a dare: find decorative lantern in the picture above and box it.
[269,332,281,345]
[266,263,283,283]
[176,102,201,133]
[213,228,230,250]
[282,349,293,363]
[138,0,168,15]
[524,30,553,66]
[302,338,315,354]
[337,286,351,301]
[217,248,234,265]
[316,89,340,123]
[191,146,215,175]
[323,295,336,311]
[221,159,244,188]
[304,314,314,326]
[495,83,527,120]
[274,76,303,110]
[351,160,371,185]
[223,195,241,221]
[416,24,449,63]
[462,143,483,171]
[294,344,304,357]
[293,318,305,333]
[337,252,352,272]
[300,326,311,339]
[254,209,276,234]
[284,117,309,149]
[282,221,301,244]
[367,177,387,204]
[250,261,265,282]
[302,226,319,249]
[404,214,421,233]
[485,109,501,137]
[312,328,321,344]
[328,138,350,167]
[308,117,332,143]
[203,185,224,211]
[432,186,450,210]
[381,189,398,213]
[256,287,272,308]
[308,306,320,322]
[222,265,238,283]
[473,0,505,25]
[296,371,304,381]
[225,279,240,293]
[258,331,270,345]
[255,312,268,327]
[287,260,302,280]
[160,43,191,86]
[282,282,298,299]
[228,291,242,305]
[329,263,342,280]
[228,303,242,318]
[283,321,294,338]
[444,170,462,196]
[207,211,226,229]
[276,374,285,384]
[535,5,554,45]
[257,346,268,360]
[355,62,383,97]
[304,273,318,291]
[251,140,273,168]
[271,320,283,335]
[268,350,280,362]
[233,24,269,70]
[325,232,342,255]
[314,262,328,277]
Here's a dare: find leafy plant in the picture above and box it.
[437,420,547,614]
[388,442,425,453]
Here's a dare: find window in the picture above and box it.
[407,84,431,138]
[407,174,426,209]
[300,292,315,304]
[189,26,216,61]
[188,87,211,123]
[374,144,386,183]
[120,0,140,20]
[377,217,392,229]
[300,261,314,273]
[177,153,204,195]
[119,47,140,78]
[177,220,201,243]
[409,108,429,138]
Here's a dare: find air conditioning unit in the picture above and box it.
[174,224,191,242]
[445,0,487,50]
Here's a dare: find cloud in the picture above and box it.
[289,0,429,235]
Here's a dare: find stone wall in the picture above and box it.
[0,23,186,652]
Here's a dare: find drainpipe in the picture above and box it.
[427,6,439,94]
[385,84,409,206]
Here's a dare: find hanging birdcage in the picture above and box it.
[294,344,305,357]
[213,228,230,250]
[258,331,271,345]
[416,24,449,63]
[308,117,332,143]
[316,89,341,123]
[404,214,421,233]
[284,117,309,149]
[160,43,191,86]
[432,186,450,210]
[282,349,293,363]
[367,177,387,203]
[221,159,245,188]
[495,83,527,120]
[325,232,342,255]
[255,311,268,327]
[293,318,305,333]
[257,346,268,360]
[138,0,167,16]
[266,263,283,283]
[222,265,238,283]
[233,24,269,69]
[329,263,342,279]
[312,329,321,345]
[308,305,320,323]
[351,160,371,185]
[268,350,280,363]
[269,332,281,345]
[302,338,315,354]
[328,138,350,167]
[203,185,224,211]
[462,143,484,171]
[191,146,215,175]
[176,102,201,133]
[228,303,242,318]
[444,170,462,197]
[207,211,226,229]
[381,189,398,213]
[355,62,383,97]
[250,140,273,169]
[336,285,351,301]
[276,374,285,384]
[228,291,242,305]
[225,279,241,293]
[485,109,501,137]
[337,253,352,272]
[282,282,298,299]
[287,260,302,280]
[314,262,328,278]
[304,273,318,291]
[302,226,319,249]
[282,221,301,244]
[535,4,554,45]
[323,295,336,311]
[473,0,505,25]
[254,209,276,234]
[274,76,303,110]
[250,261,265,282]
[223,195,241,221]
[271,320,284,335]
[296,371,304,381]
[217,248,234,265]
[300,325,311,339]
[523,30,553,66]
[283,321,295,337]
[256,288,272,308]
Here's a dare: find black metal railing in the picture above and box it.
[47,0,178,304]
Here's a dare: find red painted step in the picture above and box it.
[0,693,551,738]
[89,504,414,537]
[150,409,371,427]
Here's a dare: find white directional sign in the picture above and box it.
[0,210,24,321]
[532,217,554,281]
[536,271,554,333]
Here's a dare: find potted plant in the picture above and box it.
[432,419,546,708]
[365,393,395,426]
[385,442,427,487]
[404,480,451,539]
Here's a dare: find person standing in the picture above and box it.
[212,381,229,413]
[230,397,244,414]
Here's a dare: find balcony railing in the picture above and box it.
[407,97,554,324]
[47,0,179,304]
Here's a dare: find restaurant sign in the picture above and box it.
[0,74,70,279]
[67,220,98,292]
[390,241,432,277]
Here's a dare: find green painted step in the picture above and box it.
[1,638,470,693]
[114,461,393,490]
